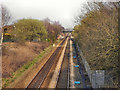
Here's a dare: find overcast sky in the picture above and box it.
[0,0,88,29]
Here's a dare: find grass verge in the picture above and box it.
[2,40,61,88]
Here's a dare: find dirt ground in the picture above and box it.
[2,41,49,78]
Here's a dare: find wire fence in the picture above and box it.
[76,43,116,88]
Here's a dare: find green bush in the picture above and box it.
[11,19,48,43]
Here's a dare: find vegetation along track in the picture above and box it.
[25,37,67,89]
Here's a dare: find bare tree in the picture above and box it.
[0,4,12,44]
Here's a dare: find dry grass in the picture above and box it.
[2,41,49,78]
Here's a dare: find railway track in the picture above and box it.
[25,37,67,89]
[25,35,90,89]
[56,37,70,88]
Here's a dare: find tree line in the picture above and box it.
[0,5,64,43]
[73,2,119,86]
[11,18,64,43]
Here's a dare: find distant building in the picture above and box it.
[57,32,65,40]
[2,25,14,42]
[3,25,13,35]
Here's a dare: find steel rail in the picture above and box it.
[55,37,70,88]
[25,37,67,89]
